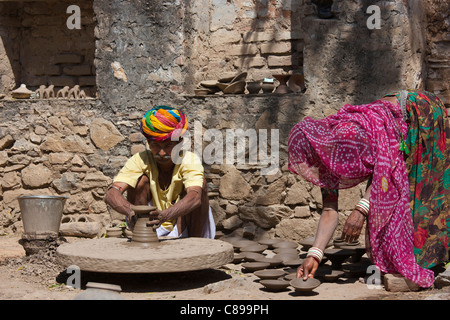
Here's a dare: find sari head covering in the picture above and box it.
[288,98,435,288]
[140,106,189,142]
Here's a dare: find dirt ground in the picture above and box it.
[0,234,448,301]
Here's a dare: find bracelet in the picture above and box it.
[355,198,370,216]
[307,247,324,263]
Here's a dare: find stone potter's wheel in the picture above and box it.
[56,205,234,273]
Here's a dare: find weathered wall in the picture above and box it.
[0,0,448,241]
[0,0,96,96]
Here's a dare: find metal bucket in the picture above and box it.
[18,195,67,235]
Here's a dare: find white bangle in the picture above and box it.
[307,247,324,263]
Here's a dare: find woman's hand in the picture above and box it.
[297,256,319,280]
[341,208,365,243]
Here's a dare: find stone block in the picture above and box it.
[89,118,125,151]
[267,55,292,67]
[260,42,292,54]
[383,274,420,292]
[227,44,258,56]
[78,76,96,87]
[243,32,274,43]
[48,76,77,88]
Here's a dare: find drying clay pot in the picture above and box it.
[273,253,299,263]
[254,269,285,280]
[131,205,157,214]
[106,227,123,238]
[273,241,298,249]
[273,247,298,254]
[288,74,305,93]
[282,258,303,268]
[243,252,265,262]
[258,238,283,249]
[273,74,292,94]
[324,248,355,269]
[260,279,290,291]
[254,256,283,268]
[240,244,268,254]
[315,266,345,282]
[242,262,270,272]
[233,253,246,264]
[223,80,246,94]
[290,277,321,292]
[284,273,297,281]
[246,81,261,94]
[234,239,258,250]
[261,82,274,93]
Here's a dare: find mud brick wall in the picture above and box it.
[0,0,448,241]
[0,0,96,96]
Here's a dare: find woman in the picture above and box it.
[288,90,449,288]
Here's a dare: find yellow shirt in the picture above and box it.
[113,150,204,231]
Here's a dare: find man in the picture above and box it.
[104,105,215,239]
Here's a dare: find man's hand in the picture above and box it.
[341,208,365,243]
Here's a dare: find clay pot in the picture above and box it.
[254,269,286,280]
[284,273,297,281]
[258,238,282,249]
[260,279,290,291]
[324,248,355,269]
[273,74,292,94]
[282,258,303,268]
[273,247,298,254]
[290,277,321,293]
[288,74,305,93]
[240,244,268,254]
[242,262,270,272]
[194,88,211,95]
[223,80,246,94]
[11,84,32,99]
[106,227,123,238]
[233,253,246,264]
[315,266,344,282]
[234,239,257,250]
[246,81,261,94]
[273,253,299,263]
[261,82,274,93]
[273,241,298,249]
[254,256,283,268]
[243,252,265,262]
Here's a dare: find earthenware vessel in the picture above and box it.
[106,227,122,238]
[258,238,283,249]
[273,241,298,249]
[223,80,246,94]
[288,74,305,93]
[282,258,303,268]
[284,273,297,281]
[273,247,298,254]
[233,253,246,264]
[131,205,158,243]
[260,279,290,291]
[290,277,321,292]
[246,81,261,94]
[273,253,299,263]
[254,256,283,267]
[242,262,270,272]
[254,269,286,280]
[261,82,274,93]
[240,244,268,254]
[315,266,345,282]
[323,248,355,269]
[244,252,265,262]
[273,74,292,94]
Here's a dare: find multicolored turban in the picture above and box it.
[140,105,189,141]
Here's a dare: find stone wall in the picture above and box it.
[0,0,96,96]
[0,0,448,241]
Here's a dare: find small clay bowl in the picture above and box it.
[284,273,297,281]
[282,258,303,268]
[254,269,286,280]
[315,266,344,282]
[240,244,268,254]
[273,241,298,249]
[260,279,290,291]
[242,262,270,272]
[254,257,283,267]
[299,236,315,251]
[234,240,258,250]
[244,252,265,262]
[273,248,298,254]
[273,253,299,263]
[233,253,246,264]
[290,277,321,292]
[106,227,122,238]
[258,238,282,249]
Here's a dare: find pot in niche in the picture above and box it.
[246,81,261,94]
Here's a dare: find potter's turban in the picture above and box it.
[140,106,189,142]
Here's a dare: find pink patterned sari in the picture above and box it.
[288,100,434,287]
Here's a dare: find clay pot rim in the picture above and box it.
[289,277,321,291]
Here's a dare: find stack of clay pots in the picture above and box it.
[195,71,248,95]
